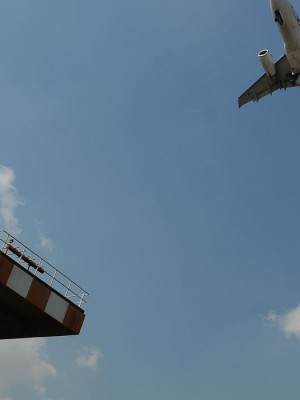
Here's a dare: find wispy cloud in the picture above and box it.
[0,338,56,399]
[34,221,54,252]
[0,165,23,236]
[265,305,300,338]
[39,233,53,251]
[75,346,102,370]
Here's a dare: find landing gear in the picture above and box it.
[286,72,300,85]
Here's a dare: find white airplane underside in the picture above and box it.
[238,0,300,107]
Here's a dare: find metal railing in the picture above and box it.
[0,230,89,308]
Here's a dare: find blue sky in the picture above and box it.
[1,0,300,399]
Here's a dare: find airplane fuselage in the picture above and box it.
[271,0,300,72]
[238,0,300,107]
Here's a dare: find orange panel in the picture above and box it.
[27,279,51,310]
[63,305,85,334]
[0,254,14,284]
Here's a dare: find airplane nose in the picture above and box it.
[270,0,288,12]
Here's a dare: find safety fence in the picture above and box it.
[0,230,89,308]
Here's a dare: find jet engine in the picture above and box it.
[258,49,276,77]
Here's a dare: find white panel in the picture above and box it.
[7,266,33,298]
[45,292,69,323]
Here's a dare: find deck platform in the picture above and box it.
[0,231,88,339]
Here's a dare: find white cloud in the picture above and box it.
[34,221,54,252]
[34,384,47,395]
[266,305,300,338]
[75,346,102,370]
[0,165,23,236]
[39,234,53,251]
[0,338,56,398]
[265,311,279,322]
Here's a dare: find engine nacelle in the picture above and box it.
[258,49,276,77]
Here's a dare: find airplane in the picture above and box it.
[238,0,300,108]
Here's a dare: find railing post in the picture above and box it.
[78,293,85,308]
[65,281,72,297]
[2,232,9,252]
[50,270,57,287]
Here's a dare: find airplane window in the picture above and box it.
[274,10,284,25]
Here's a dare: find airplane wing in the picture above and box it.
[238,55,295,108]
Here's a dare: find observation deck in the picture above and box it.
[0,230,89,340]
